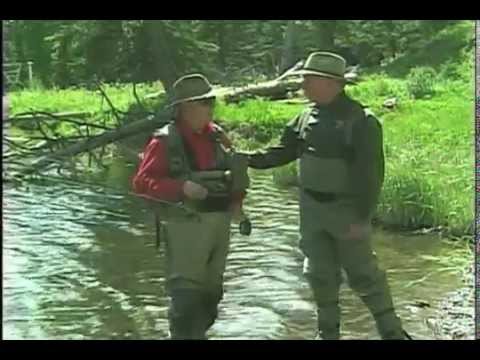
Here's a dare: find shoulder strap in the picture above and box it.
[154,122,192,178]
[364,108,383,127]
[344,106,382,146]
[297,106,316,136]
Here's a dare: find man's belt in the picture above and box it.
[304,189,348,202]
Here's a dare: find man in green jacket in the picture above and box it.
[242,52,407,340]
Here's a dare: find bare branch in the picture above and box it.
[89,149,109,170]
[99,145,106,162]
[133,82,147,112]
[35,120,56,145]
[95,81,123,126]
[7,111,113,130]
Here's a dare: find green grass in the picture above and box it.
[7,83,164,139]
[215,99,303,148]
[8,82,162,116]
[379,91,473,236]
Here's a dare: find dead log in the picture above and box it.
[25,110,172,174]
[219,78,303,102]
[144,76,304,103]
[8,111,92,122]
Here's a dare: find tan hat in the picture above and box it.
[167,73,216,107]
[292,51,348,80]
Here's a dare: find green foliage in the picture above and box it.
[383,20,474,77]
[346,74,409,111]
[406,67,437,99]
[5,20,473,90]
[439,46,474,84]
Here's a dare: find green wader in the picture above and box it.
[296,103,404,340]
[299,190,403,340]
[247,96,405,339]
[152,121,248,340]
[165,211,231,340]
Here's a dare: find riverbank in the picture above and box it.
[428,264,475,339]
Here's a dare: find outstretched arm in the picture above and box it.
[247,116,301,169]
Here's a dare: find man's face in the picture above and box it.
[178,98,215,132]
[302,76,343,105]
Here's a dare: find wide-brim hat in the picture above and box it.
[167,73,217,107]
[291,51,354,82]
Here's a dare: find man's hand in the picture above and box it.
[183,180,208,200]
[234,152,253,167]
[345,223,371,240]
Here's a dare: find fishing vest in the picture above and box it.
[153,122,249,201]
[297,102,381,195]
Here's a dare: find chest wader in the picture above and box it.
[152,122,249,340]
[297,106,408,339]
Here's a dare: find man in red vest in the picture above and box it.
[132,74,248,339]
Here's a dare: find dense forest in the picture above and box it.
[3,20,469,90]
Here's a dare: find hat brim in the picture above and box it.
[288,69,358,84]
[167,90,217,107]
[291,69,345,80]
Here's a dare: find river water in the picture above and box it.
[2,156,473,340]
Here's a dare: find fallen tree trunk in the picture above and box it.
[8,111,92,122]
[218,78,303,103]
[25,110,171,174]
[7,111,113,131]
[144,70,304,103]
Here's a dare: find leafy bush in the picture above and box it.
[406,66,437,99]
